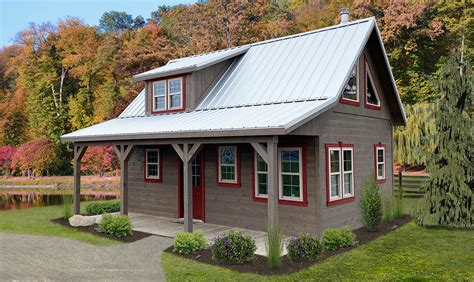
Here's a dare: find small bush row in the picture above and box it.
[86,200,120,215]
[99,214,132,237]
[174,230,207,254]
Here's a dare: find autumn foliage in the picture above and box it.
[81,146,118,176]
[10,139,59,176]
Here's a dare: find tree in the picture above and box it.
[99,11,145,33]
[11,139,60,176]
[414,54,473,228]
[81,146,118,176]
[0,146,16,175]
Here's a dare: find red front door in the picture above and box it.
[179,152,204,220]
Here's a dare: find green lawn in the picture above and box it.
[162,222,474,281]
[0,202,117,246]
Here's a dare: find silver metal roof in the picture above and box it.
[62,17,403,143]
[61,99,330,142]
[132,45,250,81]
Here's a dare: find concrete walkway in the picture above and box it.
[0,232,171,281]
[130,213,288,256]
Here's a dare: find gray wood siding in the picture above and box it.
[204,137,318,236]
[128,146,179,218]
[293,49,394,233]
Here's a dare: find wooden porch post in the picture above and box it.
[172,143,203,232]
[73,145,87,215]
[267,136,279,230]
[112,145,135,215]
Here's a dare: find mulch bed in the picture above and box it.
[51,217,153,243]
[164,215,412,275]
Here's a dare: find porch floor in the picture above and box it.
[129,213,288,256]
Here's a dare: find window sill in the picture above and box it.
[252,197,308,207]
[145,178,162,183]
[327,196,355,206]
[340,98,360,106]
[376,178,386,184]
[217,181,241,188]
[364,103,381,110]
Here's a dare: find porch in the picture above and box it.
[129,213,288,256]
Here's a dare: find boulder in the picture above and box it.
[68,215,96,227]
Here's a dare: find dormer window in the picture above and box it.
[151,77,185,113]
[365,58,381,110]
[341,64,359,105]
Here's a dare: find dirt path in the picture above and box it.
[0,233,172,281]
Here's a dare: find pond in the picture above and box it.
[0,189,120,211]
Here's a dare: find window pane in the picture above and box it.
[291,175,300,197]
[343,150,352,171]
[170,94,181,108]
[281,149,299,173]
[256,154,267,172]
[342,65,357,101]
[331,175,339,197]
[147,164,158,177]
[377,149,384,163]
[153,82,166,96]
[169,79,181,94]
[221,165,235,181]
[257,173,267,195]
[367,74,379,105]
[147,151,158,163]
[330,150,340,173]
[220,147,235,165]
[344,173,352,194]
[155,96,165,110]
[378,164,384,178]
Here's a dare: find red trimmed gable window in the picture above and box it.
[217,146,240,187]
[144,148,162,182]
[374,143,386,183]
[326,143,355,206]
[151,76,185,113]
[340,64,359,106]
[364,57,381,110]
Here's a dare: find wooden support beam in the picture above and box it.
[171,144,184,161]
[112,144,135,215]
[267,136,279,231]
[250,142,268,163]
[187,143,203,162]
[73,145,87,215]
[182,144,193,232]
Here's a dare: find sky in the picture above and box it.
[0,0,196,48]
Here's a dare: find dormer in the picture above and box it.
[133,46,250,115]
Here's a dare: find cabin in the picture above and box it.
[61,15,406,236]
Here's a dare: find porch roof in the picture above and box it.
[61,99,329,142]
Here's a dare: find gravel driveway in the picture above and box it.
[0,233,172,281]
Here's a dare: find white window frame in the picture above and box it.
[342,64,359,102]
[145,149,160,179]
[376,146,386,180]
[342,147,354,198]
[254,152,268,199]
[328,146,354,202]
[366,63,381,107]
[168,77,183,110]
[218,146,238,184]
[278,147,303,202]
[152,80,167,112]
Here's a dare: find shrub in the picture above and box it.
[395,197,404,218]
[62,194,73,220]
[173,230,207,254]
[321,226,356,251]
[266,225,283,268]
[99,214,132,237]
[286,233,322,261]
[86,200,120,215]
[383,195,394,223]
[211,230,256,264]
[358,177,382,231]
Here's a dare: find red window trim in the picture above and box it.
[144,148,163,183]
[339,63,360,107]
[252,144,308,207]
[374,142,386,184]
[325,142,355,207]
[149,75,186,114]
[363,55,381,111]
[216,145,241,188]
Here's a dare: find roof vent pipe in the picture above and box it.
[340,8,350,24]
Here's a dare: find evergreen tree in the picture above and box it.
[414,53,473,227]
